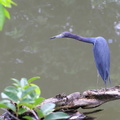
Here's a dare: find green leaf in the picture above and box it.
[0,4,5,31]
[19,103,34,109]
[0,102,9,108]
[8,0,17,6]
[12,83,19,87]
[18,107,27,115]
[11,78,20,86]
[0,1,11,8]
[0,100,11,104]
[35,108,44,118]
[20,98,34,104]
[20,78,28,87]
[44,112,69,120]
[0,0,17,8]
[5,86,18,93]
[0,0,17,31]
[23,116,36,120]
[21,86,37,99]
[30,84,41,98]
[40,103,55,116]
[26,90,36,100]
[3,7,10,19]
[0,100,15,110]
[1,91,19,102]
[22,83,41,100]
[16,90,23,99]
[28,76,40,83]
[32,97,45,106]
[5,102,16,112]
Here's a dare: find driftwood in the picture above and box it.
[39,85,120,119]
[1,86,120,120]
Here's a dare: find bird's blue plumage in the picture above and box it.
[50,32,111,85]
[93,37,110,84]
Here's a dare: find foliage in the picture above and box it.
[0,0,17,31]
[0,77,69,120]
[0,77,43,116]
[36,103,69,120]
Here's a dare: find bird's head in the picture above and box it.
[50,32,71,39]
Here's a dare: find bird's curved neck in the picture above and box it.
[67,34,95,44]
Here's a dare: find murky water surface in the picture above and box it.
[0,0,120,119]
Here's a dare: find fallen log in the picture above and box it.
[1,86,120,120]
[39,85,120,119]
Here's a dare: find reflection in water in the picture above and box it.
[5,27,24,39]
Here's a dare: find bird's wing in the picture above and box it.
[93,37,110,82]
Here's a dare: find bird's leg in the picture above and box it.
[109,77,112,87]
[96,70,100,88]
[104,77,112,89]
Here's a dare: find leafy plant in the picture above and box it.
[0,77,69,120]
[37,103,69,120]
[0,0,17,30]
[0,77,44,118]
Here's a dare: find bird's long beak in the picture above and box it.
[50,34,63,39]
[50,36,57,39]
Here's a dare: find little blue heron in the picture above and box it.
[50,32,111,85]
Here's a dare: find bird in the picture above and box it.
[50,32,111,86]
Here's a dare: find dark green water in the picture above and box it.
[0,0,120,119]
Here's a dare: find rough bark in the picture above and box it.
[39,86,120,119]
